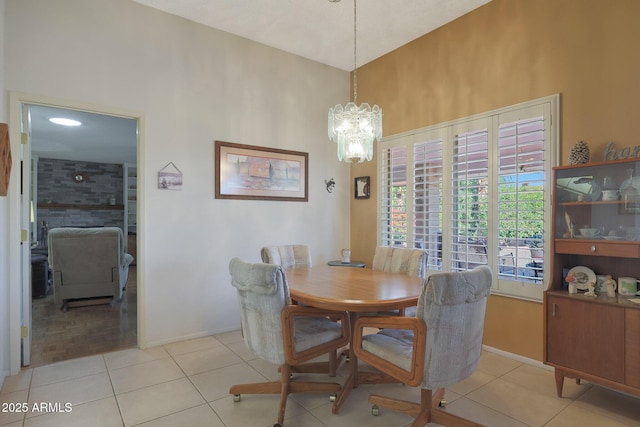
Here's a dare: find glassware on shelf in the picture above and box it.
[620,168,639,199]
[589,179,602,201]
[602,175,616,190]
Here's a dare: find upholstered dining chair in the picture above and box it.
[261,244,344,375]
[352,266,493,427]
[228,258,349,427]
[260,244,312,269]
[372,246,428,316]
[372,245,427,277]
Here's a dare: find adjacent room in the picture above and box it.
[1,0,639,426]
[28,105,138,366]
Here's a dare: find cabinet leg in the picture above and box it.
[554,369,565,398]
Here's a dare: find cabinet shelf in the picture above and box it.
[38,203,124,210]
[558,200,624,207]
[547,289,640,309]
[545,157,640,400]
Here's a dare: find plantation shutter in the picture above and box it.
[380,145,408,247]
[378,95,557,301]
[450,121,490,272]
[413,137,444,271]
[497,114,546,283]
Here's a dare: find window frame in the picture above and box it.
[377,95,559,301]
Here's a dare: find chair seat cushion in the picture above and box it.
[294,317,345,353]
[362,330,415,372]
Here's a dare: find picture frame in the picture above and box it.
[215,140,308,201]
[621,194,640,214]
[158,162,183,191]
[0,123,12,197]
[355,176,370,199]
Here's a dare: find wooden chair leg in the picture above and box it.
[277,364,291,426]
[229,381,281,395]
[230,363,342,427]
[430,408,486,427]
[287,349,344,376]
[368,388,486,427]
[329,350,337,376]
[368,394,421,417]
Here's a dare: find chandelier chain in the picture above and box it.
[327,0,382,164]
[353,0,357,104]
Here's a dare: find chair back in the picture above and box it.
[229,257,290,365]
[48,227,131,303]
[260,245,311,269]
[415,265,492,389]
[372,246,427,278]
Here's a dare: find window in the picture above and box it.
[380,146,408,248]
[450,122,490,273]
[379,95,558,301]
[414,137,444,270]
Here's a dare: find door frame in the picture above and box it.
[8,91,145,374]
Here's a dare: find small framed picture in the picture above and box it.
[158,162,183,191]
[355,176,370,199]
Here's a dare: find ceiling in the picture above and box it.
[30,0,490,165]
[133,0,491,71]
[30,105,138,165]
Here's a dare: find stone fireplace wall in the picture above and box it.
[36,158,124,232]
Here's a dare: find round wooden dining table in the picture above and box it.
[285,265,424,414]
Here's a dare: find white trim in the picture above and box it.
[382,94,560,143]
[8,91,146,372]
[378,94,559,302]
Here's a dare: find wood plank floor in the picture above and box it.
[29,266,137,368]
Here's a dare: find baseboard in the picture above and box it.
[482,345,553,372]
[143,326,240,349]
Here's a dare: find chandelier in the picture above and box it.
[327,0,382,163]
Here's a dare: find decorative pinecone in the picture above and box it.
[569,140,590,165]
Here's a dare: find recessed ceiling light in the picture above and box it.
[49,117,82,127]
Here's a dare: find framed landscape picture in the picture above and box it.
[215,140,308,201]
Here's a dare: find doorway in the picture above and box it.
[23,102,140,367]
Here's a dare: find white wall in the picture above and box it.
[1,0,8,386]
[3,0,350,370]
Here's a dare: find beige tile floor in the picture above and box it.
[1,330,639,427]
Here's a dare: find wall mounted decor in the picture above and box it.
[355,176,370,199]
[0,123,12,196]
[71,171,104,183]
[325,178,336,193]
[215,140,308,201]
[158,162,183,190]
[602,141,640,161]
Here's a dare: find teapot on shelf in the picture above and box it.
[604,275,617,298]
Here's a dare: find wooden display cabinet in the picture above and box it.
[545,158,640,399]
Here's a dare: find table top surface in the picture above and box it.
[286,265,424,312]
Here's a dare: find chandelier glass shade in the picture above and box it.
[327,0,382,163]
[328,102,382,163]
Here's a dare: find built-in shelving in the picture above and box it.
[38,203,124,210]
[123,164,137,258]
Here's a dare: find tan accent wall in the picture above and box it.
[350,0,640,361]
